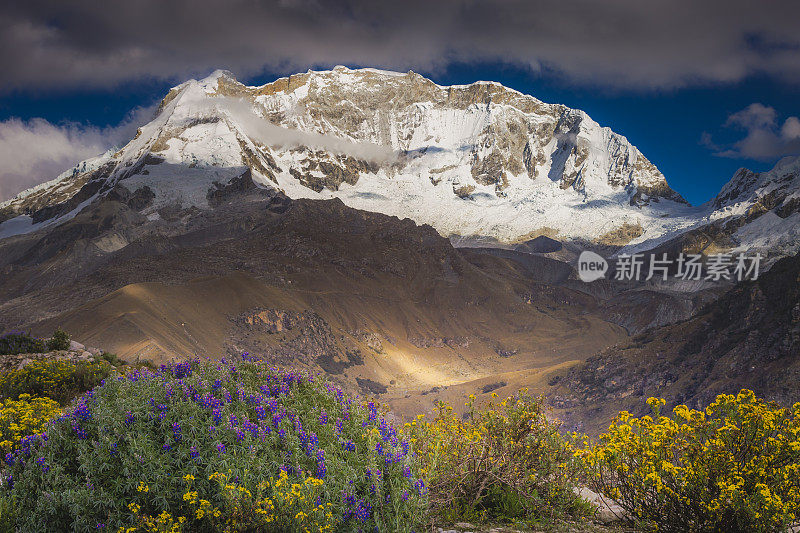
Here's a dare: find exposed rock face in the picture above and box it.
[229,308,361,374]
[597,222,644,245]
[0,158,114,223]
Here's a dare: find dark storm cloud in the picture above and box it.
[1,0,799,92]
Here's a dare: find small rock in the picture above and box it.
[577,486,626,523]
[88,347,102,356]
[69,340,85,352]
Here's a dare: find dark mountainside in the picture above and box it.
[552,251,800,435]
[0,174,629,415]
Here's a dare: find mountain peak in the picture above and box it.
[203,69,237,82]
[0,67,768,251]
[715,155,800,211]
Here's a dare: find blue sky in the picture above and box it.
[1,0,799,204]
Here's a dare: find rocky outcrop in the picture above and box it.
[229,308,366,376]
[0,344,104,371]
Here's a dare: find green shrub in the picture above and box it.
[0,360,112,405]
[0,494,17,531]
[2,356,426,532]
[407,390,587,525]
[0,332,45,356]
[46,327,70,351]
[101,352,126,366]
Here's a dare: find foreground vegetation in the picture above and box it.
[0,330,118,455]
[0,336,797,532]
[0,355,425,532]
[407,391,590,526]
[580,391,800,533]
[0,359,114,405]
[0,328,70,356]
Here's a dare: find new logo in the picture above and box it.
[577,251,608,282]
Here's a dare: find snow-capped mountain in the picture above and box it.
[0,66,797,254]
[619,155,800,262]
[709,156,800,256]
[713,156,800,214]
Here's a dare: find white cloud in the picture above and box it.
[725,103,777,130]
[705,104,800,161]
[0,105,155,202]
[781,116,800,139]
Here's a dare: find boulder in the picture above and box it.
[69,340,85,352]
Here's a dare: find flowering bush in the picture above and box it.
[124,469,336,532]
[0,331,46,356]
[579,390,800,533]
[407,390,587,524]
[0,328,73,355]
[1,355,425,532]
[0,359,112,405]
[0,394,61,453]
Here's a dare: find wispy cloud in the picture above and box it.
[219,97,397,162]
[0,105,155,202]
[703,103,800,161]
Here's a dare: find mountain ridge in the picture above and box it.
[0,67,798,260]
